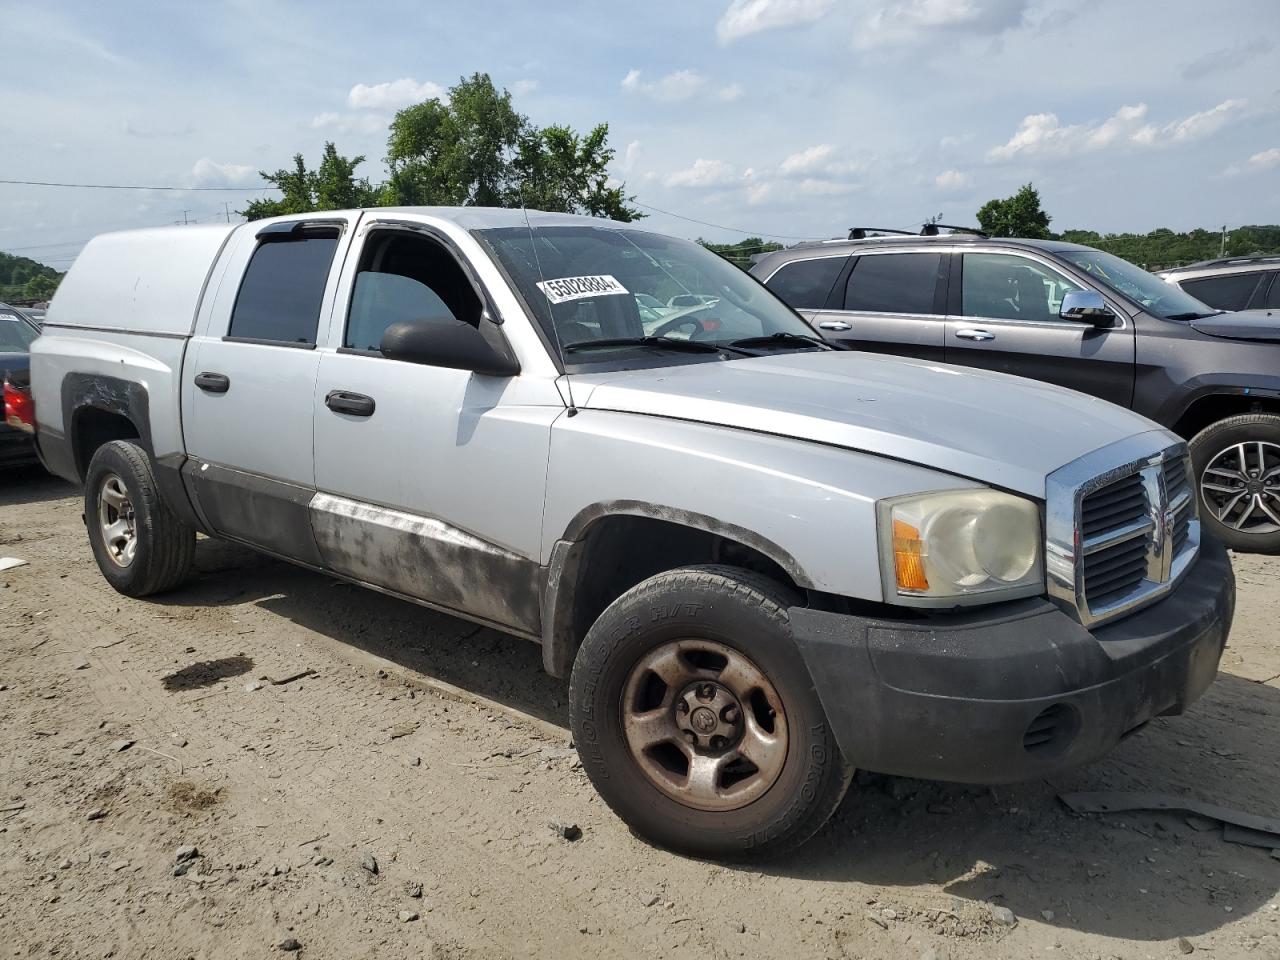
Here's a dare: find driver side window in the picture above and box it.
[344,231,481,352]
[961,253,1082,323]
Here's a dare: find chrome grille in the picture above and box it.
[1046,437,1200,628]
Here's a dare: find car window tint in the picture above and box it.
[1265,274,1280,309]
[1180,272,1263,312]
[962,253,1083,323]
[843,253,940,315]
[0,315,37,351]
[766,257,847,310]
[228,230,339,344]
[344,231,481,352]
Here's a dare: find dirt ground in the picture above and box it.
[1,466,1278,960]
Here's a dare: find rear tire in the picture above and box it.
[569,565,852,860]
[1190,414,1280,554]
[84,440,195,596]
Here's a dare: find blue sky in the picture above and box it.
[1,0,1277,268]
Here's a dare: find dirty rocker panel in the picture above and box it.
[308,493,543,637]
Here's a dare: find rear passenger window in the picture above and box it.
[843,253,941,315]
[1181,272,1263,312]
[344,231,482,352]
[1266,275,1280,309]
[227,228,340,345]
[765,257,847,309]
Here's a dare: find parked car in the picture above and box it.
[31,210,1233,859]
[754,231,1280,553]
[0,303,41,466]
[1158,255,1280,312]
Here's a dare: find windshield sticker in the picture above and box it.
[536,275,629,304]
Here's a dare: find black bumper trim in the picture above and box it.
[789,537,1234,784]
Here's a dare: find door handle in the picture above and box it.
[194,372,230,393]
[817,320,853,332]
[325,390,376,417]
[955,328,996,342]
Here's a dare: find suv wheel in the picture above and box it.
[569,565,852,859]
[1190,414,1280,553]
[85,440,196,596]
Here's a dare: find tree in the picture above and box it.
[976,183,1052,239]
[241,143,379,220]
[385,72,640,219]
[513,123,640,220]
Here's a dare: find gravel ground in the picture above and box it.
[2,465,1279,959]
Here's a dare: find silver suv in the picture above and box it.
[31,209,1233,859]
[1159,255,1280,312]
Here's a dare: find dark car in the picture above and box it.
[1,303,41,466]
[1158,256,1280,312]
[753,230,1280,553]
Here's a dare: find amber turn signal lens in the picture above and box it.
[892,518,929,592]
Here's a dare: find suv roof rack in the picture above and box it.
[847,227,917,240]
[920,223,988,238]
[1180,254,1280,271]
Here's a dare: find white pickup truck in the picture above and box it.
[31,207,1234,858]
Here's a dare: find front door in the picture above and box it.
[309,222,562,636]
[944,251,1135,407]
[182,216,356,563]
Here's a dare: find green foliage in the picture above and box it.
[1057,225,1280,269]
[976,183,1052,239]
[700,237,784,271]
[241,143,380,221]
[0,251,62,302]
[513,123,639,220]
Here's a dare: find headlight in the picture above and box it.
[878,490,1043,604]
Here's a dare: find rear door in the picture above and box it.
[944,251,1134,406]
[181,215,358,563]
[804,250,948,361]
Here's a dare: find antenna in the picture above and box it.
[520,195,577,417]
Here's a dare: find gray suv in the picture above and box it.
[1159,255,1280,312]
[754,231,1280,553]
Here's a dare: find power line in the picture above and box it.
[0,178,272,192]
[630,200,823,241]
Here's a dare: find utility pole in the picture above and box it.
[1220,224,1227,258]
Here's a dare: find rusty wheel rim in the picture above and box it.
[620,638,788,812]
[97,472,137,568]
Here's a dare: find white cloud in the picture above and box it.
[777,144,866,178]
[188,158,257,188]
[716,0,835,43]
[857,0,1030,49]
[621,68,741,103]
[1165,98,1247,142]
[511,78,539,96]
[310,111,389,135]
[665,158,738,188]
[935,169,972,191]
[987,99,1247,160]
[620,139,643,173]
[1224,147,1280,177]
[347,78,445,111]
[1182,39,1273,81]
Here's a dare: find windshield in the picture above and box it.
[0,313,39,352]
[475,226,819,367]
[1059,248,1215,320]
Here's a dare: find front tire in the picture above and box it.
[569,565,852,860]
[84,440,195,596]
[1190,414,1280,554]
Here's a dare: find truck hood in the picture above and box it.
[570,351,1167,498]
[1189,309,1280,342]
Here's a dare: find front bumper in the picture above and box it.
[790,536,1235,783]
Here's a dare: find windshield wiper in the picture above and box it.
[1165,311,1215,321]
[563,336,725,354]
[726,332,834,351]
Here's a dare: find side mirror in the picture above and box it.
[379,317,519,377]
[1060,290,1117,328]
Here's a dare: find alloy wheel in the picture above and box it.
[1200,441,1280,535]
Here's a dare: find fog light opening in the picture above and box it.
[1022,703,1080,758]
